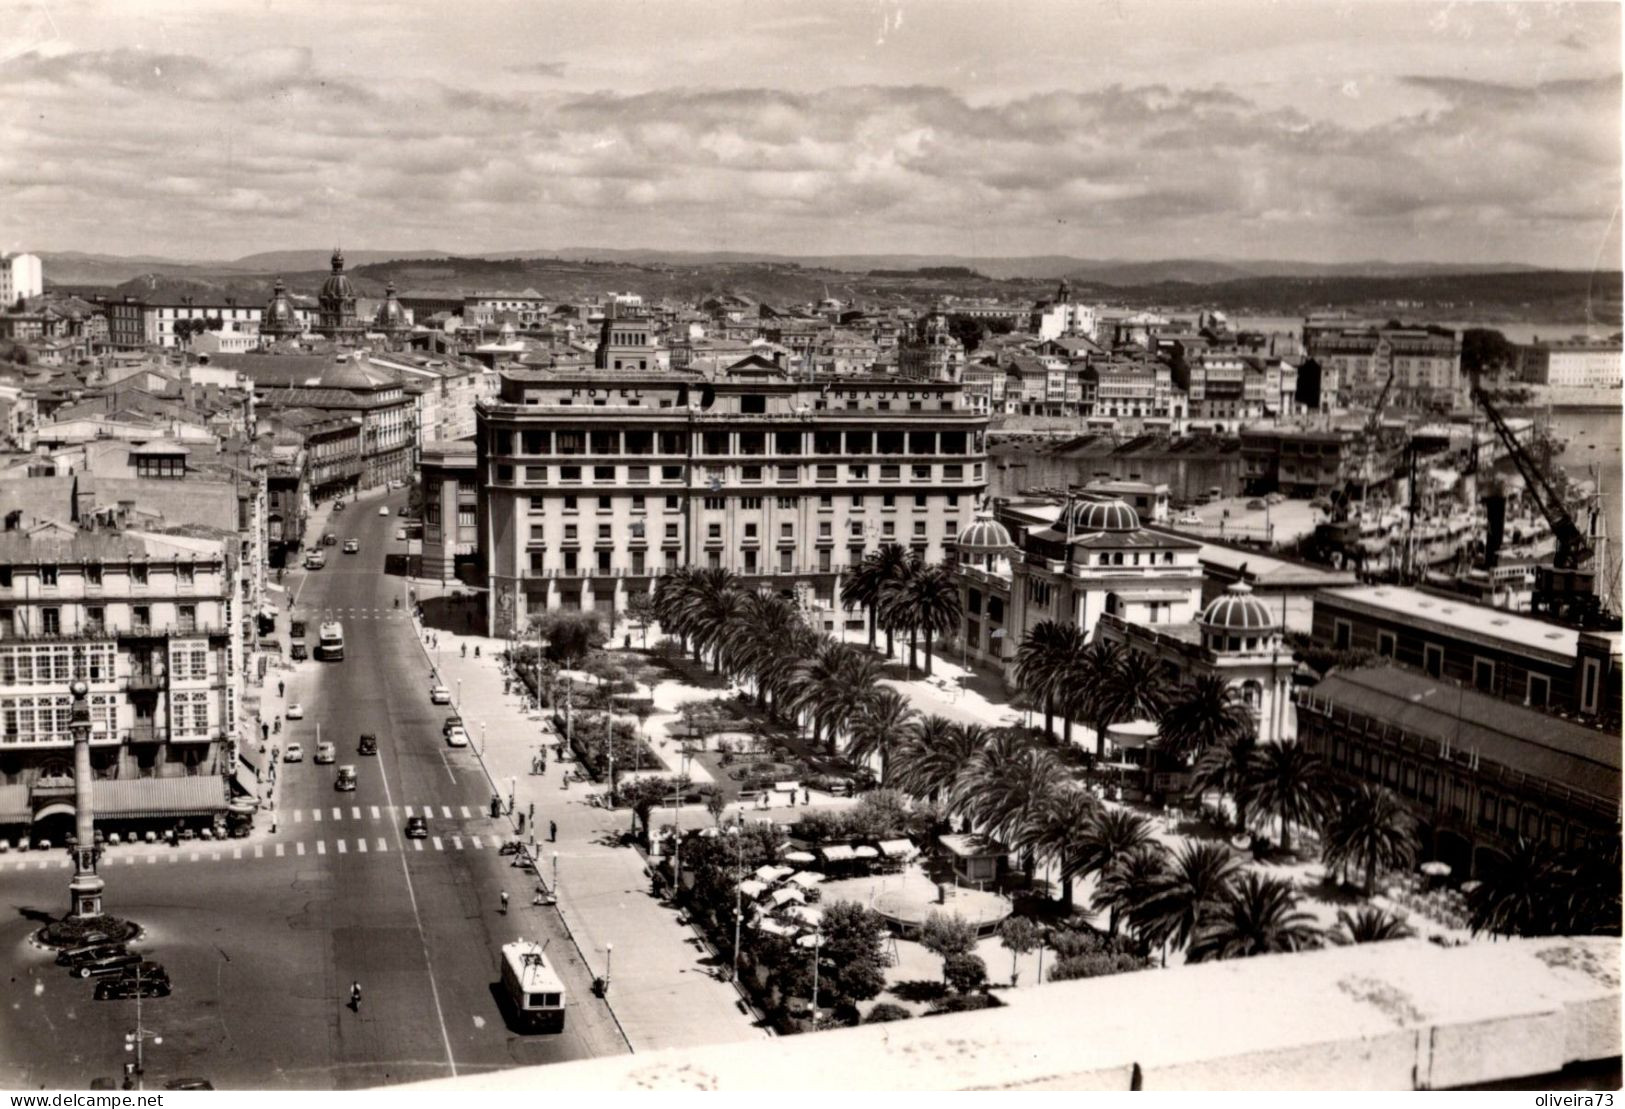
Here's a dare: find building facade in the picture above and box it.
[1304,322,1463,409]
[0,253,43,307]
[475,367,988,636]
[1519,339,1623,389]
[420,440,479,582]
[0,528,240,840]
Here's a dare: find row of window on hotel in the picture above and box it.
[504,462,978,485]
[1,691,214,743]
[1326,734,1599,851]
[0,605,207,637]
[527,546,932,578]
[0,564,203,588]
[530,492,967,515]
[493,429,977,456]
[0,643,210,684]
[534,517,960,544]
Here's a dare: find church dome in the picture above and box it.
[1069,497,1139,533]
[320,248,356,304]
[261,278,302,338]
[374,281,409,333]
[1200,581,1277,634]
[956,515,1013,557]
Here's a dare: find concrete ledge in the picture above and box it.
[408,936,1618,1091]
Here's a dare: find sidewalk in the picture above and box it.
[407,598,768,1052]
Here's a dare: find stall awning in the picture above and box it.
[738,879,768,899]
[93,776,229,818]
[1107,719,1161,749]
[877,838,917,859]
[820,844,857,862]
[0,784,29,824]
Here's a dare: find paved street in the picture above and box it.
[0,489,626,1090]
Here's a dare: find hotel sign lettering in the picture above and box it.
[840,390,944,401]
[568,387,645,399]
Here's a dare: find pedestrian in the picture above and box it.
[803,787,810,805]
[529,802,535,825]
[517,813,526,835]
[278,680,285,698]
[549,820,557,843]
[350,981,362,1011]
[500,890,509,914]
[462,644,467,658]
[474,646,480,658]
[262,722,270,742]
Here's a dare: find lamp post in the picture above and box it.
[672,726,700,894]
[67,679,104,920]
[122,965,161,1091]
[810,930,823,1013]
[480,720,487,757]
[552,851,559,897]
[604,942,613,995]
[731,819,744,983]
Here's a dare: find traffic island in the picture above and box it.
[36,912,142,949]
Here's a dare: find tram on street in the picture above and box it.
[499,940,567,1033]
[316,621,345,661]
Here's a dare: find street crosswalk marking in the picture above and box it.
[337,839,347,854]
[211,852,220,861]
[413,840,423,852]
[254,845,264,859]
[451,835,463,850]
[376,838,387,852]
[459,806,473,820]
[357,839,367,853]
[313,809,322,822]
[274,844,285,858]
[317,841,326,855]
[168,854,178,864]
[471,834,483,848]
[233,848,242,860]
[189,852,200,862]
[296,842,306,856]
[432,836,443,851]
[351,806,361,820]
[404,805,414,817]
[442,806,453,819]
[294,810,302,823]
[148,855,157,865]
[370,806,380,820]
[332,807,341,820]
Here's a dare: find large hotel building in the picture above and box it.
[475,364,990,636]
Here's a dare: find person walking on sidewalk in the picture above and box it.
[500,890,509,914]
[349,981,362,1012]
[278,680,285,698]
[549,820,557,843]
[461,643,467,658]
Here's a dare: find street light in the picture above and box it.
[604,942,613,996]
[122,966,161,1091]
[552,851,559,898]
[67,678,104,920]
[480,720,487,757]
[730,819,744,983]
[810,929,823,1013]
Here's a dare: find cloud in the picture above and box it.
[504,60,567,78]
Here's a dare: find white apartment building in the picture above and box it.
[146,302,312,349]
[0,253,43,307]
[1520,339,1623,389]
[0,527,242,839]
[476,366,990,637]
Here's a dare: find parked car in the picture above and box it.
[303,553,325,571]
[1175,512,1203,526]
[441,715,463,735]
[1265,492,1286,505]
[445,726,469,748]
[429,685,452,705]
[335,765,358,792]
[1246,499,1267,510]
[333,501,346,514]
[395,528,407,541]
[322,532,337,547]
[286,703,305,720]
[315,741,336,764]
[388,478,406,490]
[358,733,378,756]
[57,943,128,968]
[283,743,304,763]
[398,506,411,517]
[404,816,428,839]
[378,505,390,517]
[95,964,170,998]
[343,539,359,554]
[76,951,143,978]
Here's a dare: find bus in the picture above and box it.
[498,940,566,1033]
[316,621,345,661]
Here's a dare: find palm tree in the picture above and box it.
[1320,783,1418,896]
[1558,837,1623,937]
[790,641,881,756]
[1467,837,1561,937]
[881,561,961,677]
[1331,907,1413,945]
[843,544,913,657]
[1064,641,1121,759]
[1188,733,1258,834]
[1133,841,1242,960]
[960,731,1061,855]
[1027,786,1100,908]
[1070,807,1159,934]
[1079,647,1170,762]
[684,567,743,672]
[892,717,987,806]
[1015,620,1085,742]
[1246,741,1331,854]
[652,568,699,654]
[1093,843,1171,947]
[1188,873,1322,962]
[847,687,916,787]
[1158,675,1255,762]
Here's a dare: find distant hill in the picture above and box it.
[229,248,459,272]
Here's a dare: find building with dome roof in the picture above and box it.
[260,278,306,343]
[372,281,412,344]
[897,306,965,383]
[316,249,364,342]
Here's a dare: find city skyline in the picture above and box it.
[1,0,1621,268]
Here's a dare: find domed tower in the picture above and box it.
[260,278,303,343]
[1198,581,1281,655]
[373,281,410,340]
[317,248,362,342]
[1068,497,1140,536]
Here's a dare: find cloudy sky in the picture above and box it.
[0,0,1618,266]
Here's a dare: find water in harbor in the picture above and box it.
[1548,406,1623,559]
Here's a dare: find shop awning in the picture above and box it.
[738,879,768,899]
[0,785,29,824]
[820,844,857,862]
[877,838,917,859]
[93,776,229,819]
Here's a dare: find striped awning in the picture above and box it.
[0,785,28,824]
[92,776,229,819]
